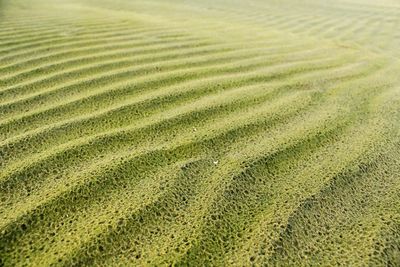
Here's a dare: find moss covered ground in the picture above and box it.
[0,0,400,266]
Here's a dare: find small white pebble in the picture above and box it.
[213,160,219,165]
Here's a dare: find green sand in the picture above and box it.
[0,0,400,266]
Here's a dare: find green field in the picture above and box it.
[1,0,400,266]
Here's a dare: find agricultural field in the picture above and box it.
[0,0,400,266]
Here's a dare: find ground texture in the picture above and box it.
[1,0,400,266]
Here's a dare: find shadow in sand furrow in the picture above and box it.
[0,88,313,220]
[0,38,212,87]
[0,41,314,115]
[0,53,351,140]
[268,141,400,266]
[0,20,141,54]
[176,121,350,266]
[180,65,397,265]
[1,52,353,168]
[0,73,289,167]
[1,58,384,216]
[0,43,231,100]
[0,54,380,175]
[0,90,319,262]
[0,156,202,266]
[62,159,216,266]
[0,36,301,99]
[0,44,255,115]
[0,35,206,89]
[0,100,344,266]
[64,69,385,265]
[0,20,157,52]
[0,28,205,76]
[59,84,384,266]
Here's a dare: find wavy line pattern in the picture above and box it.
[1,0,400,266]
